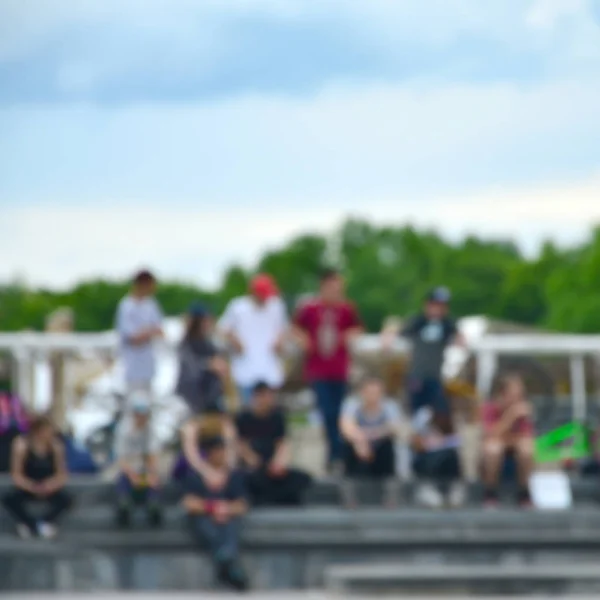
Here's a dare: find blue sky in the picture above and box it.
[1,0,599,288]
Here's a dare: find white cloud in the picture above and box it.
[1,173,599,289]
[526,0,589,30]
[1,75,599,289]
[525,0,600,65]
[2,77,599,204]
[0,0,594,68]
[1,1,599,288]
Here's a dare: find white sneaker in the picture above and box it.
[448,481,466,508]
[37,522,58,540]
[16,523,32,539]
[415,483,444,509]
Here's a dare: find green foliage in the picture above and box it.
[1,219,598,333]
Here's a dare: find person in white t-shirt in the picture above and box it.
[217,274,288,406]
[115,270,164,393]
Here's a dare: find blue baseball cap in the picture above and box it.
[427,287,451,304]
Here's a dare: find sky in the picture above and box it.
[1,0,599,289]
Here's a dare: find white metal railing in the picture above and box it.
[0,331,118,353]
[1,330,599,421]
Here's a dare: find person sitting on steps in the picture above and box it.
[182,436,249,591]
[176,404,237,487]
[481,373,535,508]
[411,406,466,509]
[236,381,312,507]
[114,392,162,527]
[339,375,409,508]
[1,415,73,539]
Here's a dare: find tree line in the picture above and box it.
[2,219,600,334]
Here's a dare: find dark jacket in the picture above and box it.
[175,338,224,414]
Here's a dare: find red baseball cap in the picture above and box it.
[250,274,278,300]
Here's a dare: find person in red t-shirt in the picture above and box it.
[481,373,535,507]
[292,269,363,473]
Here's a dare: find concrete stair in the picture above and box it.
[325,562,600,595]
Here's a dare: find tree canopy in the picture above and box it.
[1,219,598,333]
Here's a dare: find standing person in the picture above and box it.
[399,287,464,416]
[175,303,229,415]
[115,269,164,394]
[182,437,249,591]
[481,374,535,508]
[217,274,288,407]
[292,268,363,474]
[1,416,72,539]
[236,382,312,506]
[114,392,162,528]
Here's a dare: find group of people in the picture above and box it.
[0,266,539,590]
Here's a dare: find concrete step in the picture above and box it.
[325,562,600,594]
[3,506,600,548]
[0,474,598,506]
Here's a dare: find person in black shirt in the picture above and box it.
[182,436,249,591]
[175,303,228,415]
[236,382,312,506]
[400,287,465,415]
[1,415,73,539]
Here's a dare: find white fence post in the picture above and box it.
[570,354,587,422]
[476,350,497,399]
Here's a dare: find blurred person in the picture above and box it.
[218,274,288,407]
[339,375,408,508]
[411,407,465,509]
[1,415,72,539]
[236,382,312,506]
[115,269,164,394]
[114,392,162,528]
[0,392,30,473]
[397,287,464,416]
[182,436,249,591]
[177,405,237,490]
[175,303,228,415]
[292,268,362,474]
[482,374,534,508]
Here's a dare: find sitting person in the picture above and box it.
[1,415,72,539]
[482,373,534,508]
[182,436,249,591]
[339,375,408,507]
[175,303,229,415]
[114,393,162,527]
[176,404,237,488]
[236,382,312,506]
[411,406,465,508]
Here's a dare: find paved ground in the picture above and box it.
[3,594,598,600]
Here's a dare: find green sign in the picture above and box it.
[535,422,593,463]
